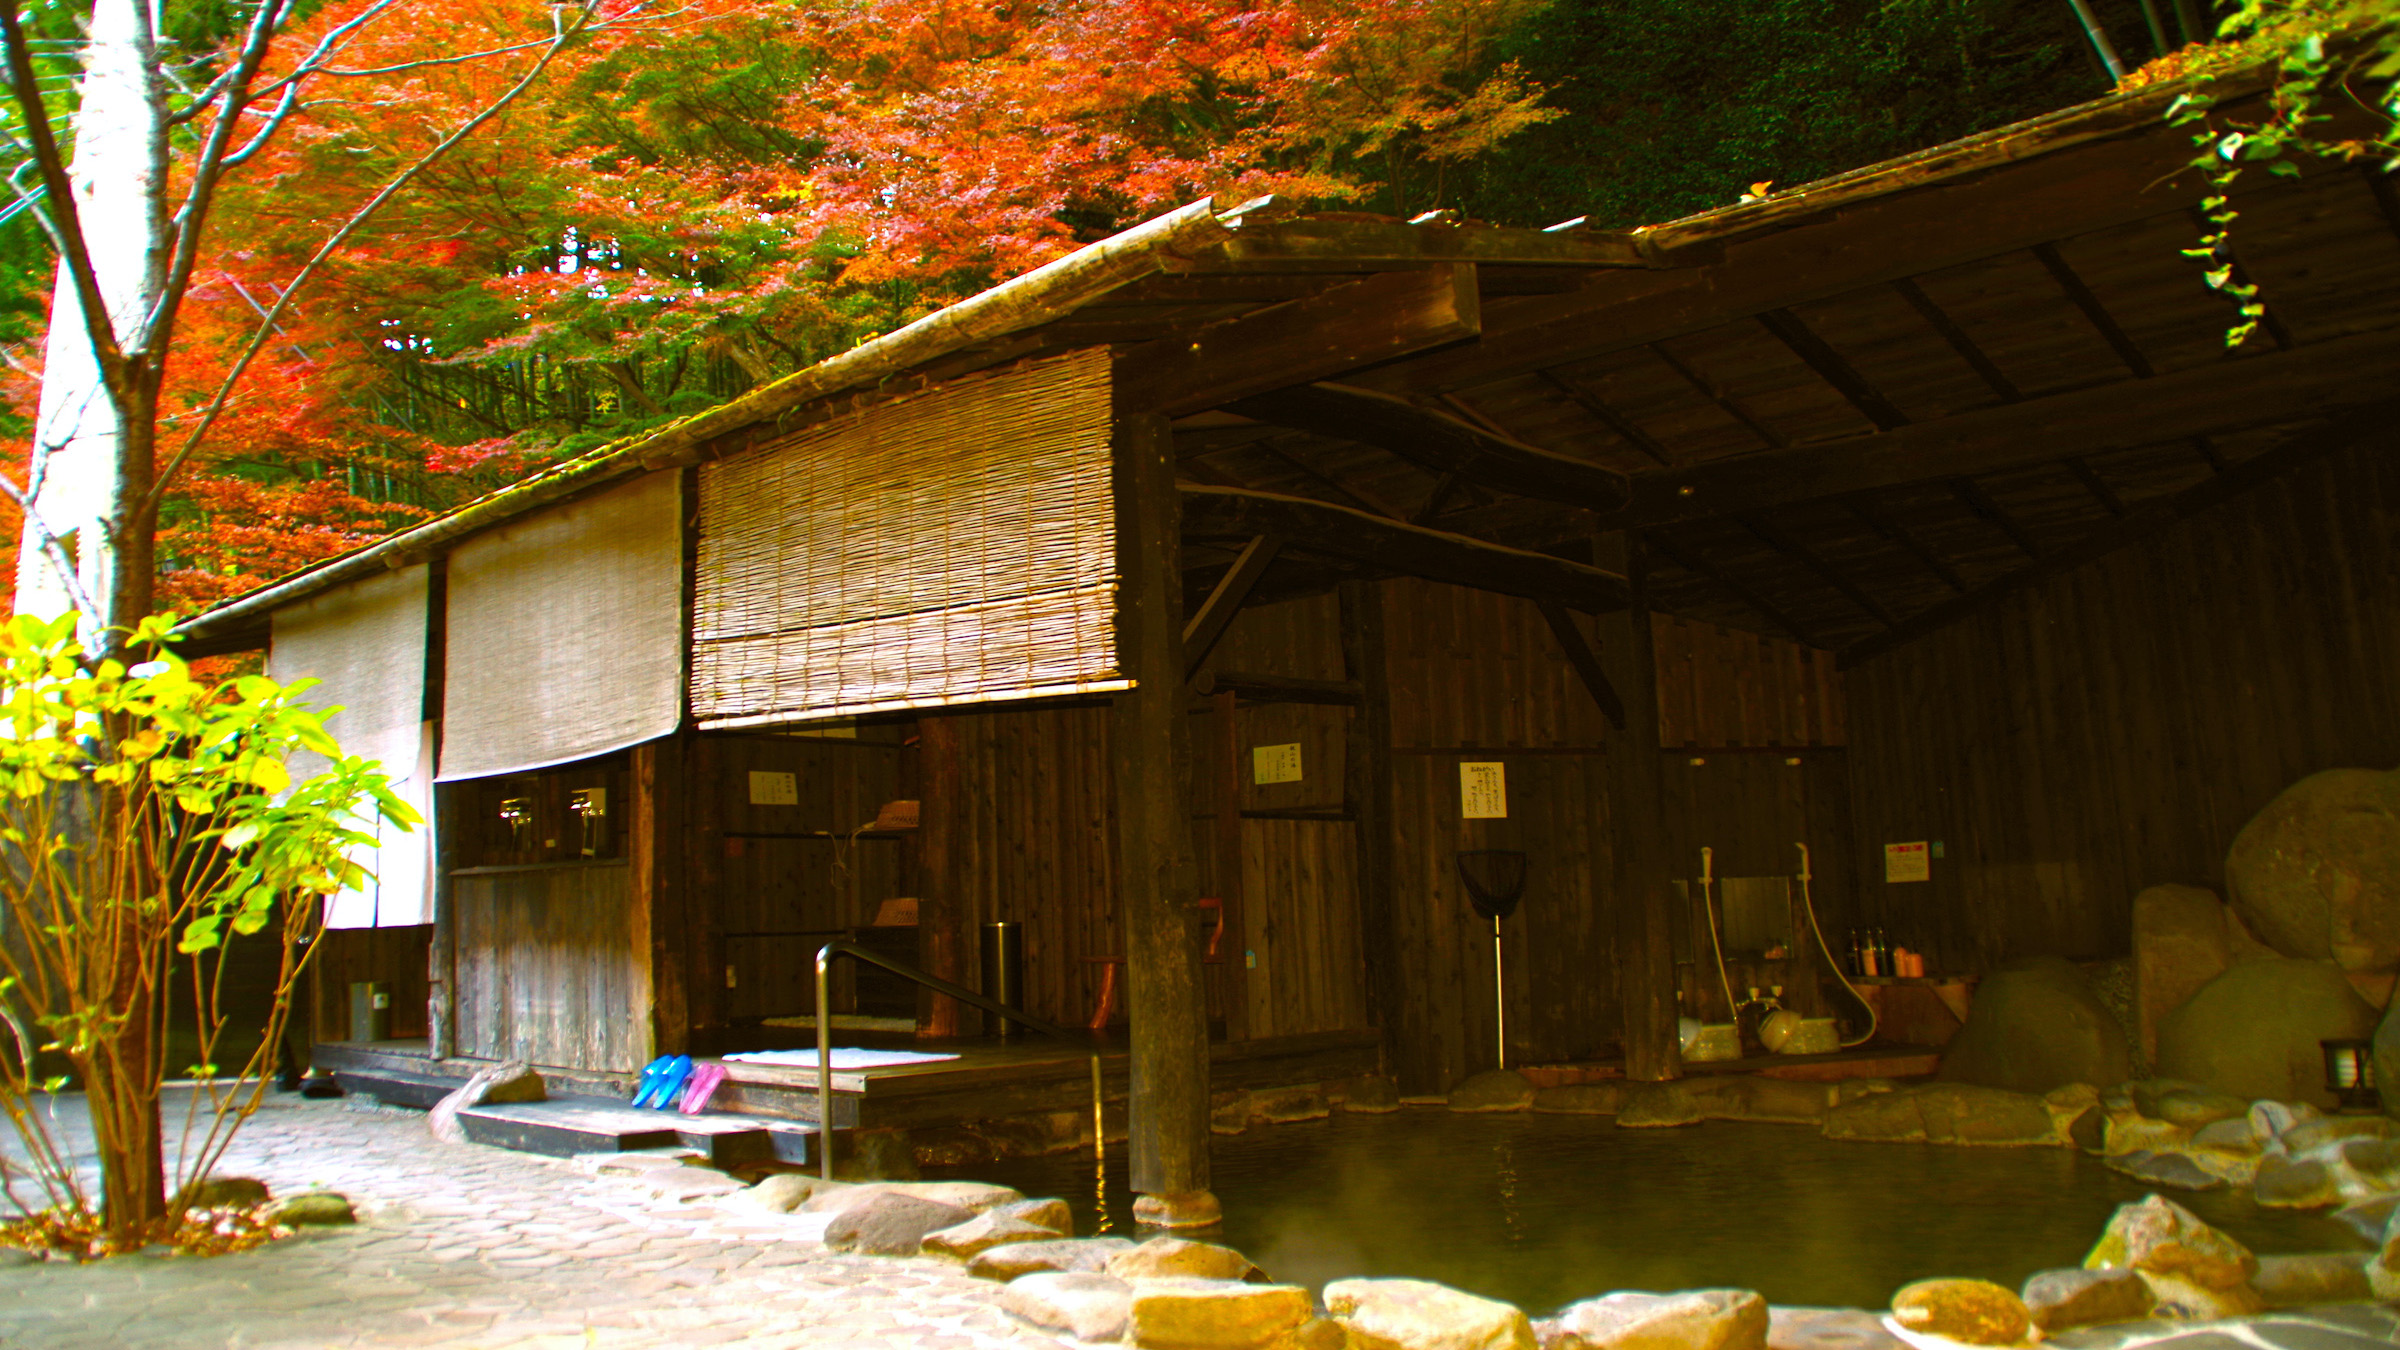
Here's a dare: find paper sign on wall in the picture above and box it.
[1884,841,1931,883]
[1253,743,1303,785]
[1460,762,1508,819]
[749,770,799,805]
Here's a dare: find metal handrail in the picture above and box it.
[811,940,1088,1181]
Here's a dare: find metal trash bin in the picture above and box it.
[980,921,1024,1040]
[348,981,391,1042]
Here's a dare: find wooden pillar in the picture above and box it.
[1598,532,1682,1081]
[916,714,969,1037]
[633,735,687,1057]
[1339,580,1402,1072]
[1211,690,1250,1042]
[1110,405,1217,1226]
[428,781,460,1059]
[684,733,726,1035]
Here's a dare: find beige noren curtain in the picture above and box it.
[691,347,1122,728]
[438,469,683,781]
[268,565,432,928]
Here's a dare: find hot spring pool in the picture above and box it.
[933,1111,2369,1313]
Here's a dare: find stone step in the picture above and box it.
[456,1097,826,1168]
[332,1064,463,1110]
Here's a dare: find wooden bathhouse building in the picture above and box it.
[180,68,2400,1216]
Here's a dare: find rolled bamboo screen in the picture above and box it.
[267,565,433,928]
[692,348,1123,728]
[439,470,684,781]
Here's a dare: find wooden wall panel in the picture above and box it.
[1238,819,1366,1037]
[310,925,433,1042]
[1845,442,2400,972]
[1653,614,1846,748]
[453,862,647,1072]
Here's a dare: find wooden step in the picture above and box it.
[456,1097,824,1167]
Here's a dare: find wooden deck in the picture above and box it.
[312,1028,1381,1134]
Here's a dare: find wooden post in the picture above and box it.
[1211,689,1250,1042]
[1111,404,1217,1227]
[684,734,726,1035]
[916,714,968,1037]
[1339,580,1402,1072]
[1597,533,1682,1081]
[428,781,460,1060]
[633,735,686,1057]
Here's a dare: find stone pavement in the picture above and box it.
[0,1092,1074,1350]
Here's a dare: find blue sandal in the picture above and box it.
[648,1055,694,1111]
[630,1055,676,1108]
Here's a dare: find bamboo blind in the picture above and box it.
[692,348,1123,728]
[267,565,433,928]
[439,470,684,781]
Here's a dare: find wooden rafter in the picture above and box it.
[1412,470,1463,525]
[1180,483,1631,612]
[1227,381,1631,510]
[1739,514,1898,628]
[1846,497,1967,593]
[1534,369,1677,465]
[1596,324,2400,526]
[1842,396,2400,666]
[1756,308,1910,431]
[1643,534,1822,647]
[1536,600,1628,730]
[2063,456,2127,517]
[1950,477,2042,560]
[2031,243,2155,379]
[1646,342,1787,448]
[1253,437,1409,521]
[1890,277,2021,402]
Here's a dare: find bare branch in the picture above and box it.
[146,4,602,513]
[214,81,297,169]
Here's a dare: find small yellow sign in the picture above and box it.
[1884,841,1931,883]
[1460,762,1508,819]
[1252,743,1303,785]
[748,770,799,806]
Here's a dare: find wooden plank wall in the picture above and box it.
[452,862,647,1072]
[1844,442,2400,972]
[700,732,913,1026]
[310,925,433,1042]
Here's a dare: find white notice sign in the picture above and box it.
[1885,841,1931,883]
[1460,762,1508,819]
[1252,743,1303,785]
[749,770,799,806]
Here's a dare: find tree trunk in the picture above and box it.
[14,0,170,641]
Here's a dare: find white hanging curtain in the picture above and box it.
[267,565,432,929]
[438,469,685,782]
[691,347,1123,728]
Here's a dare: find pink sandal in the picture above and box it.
[677,1062,728,1115]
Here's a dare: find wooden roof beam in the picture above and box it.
[1890,277,2021,402]
[2064,456,2128,517]
[1597,323,2400,526]
[1647,343,1788,448]
[1950,478,2042,561]
[1643,534,1823,648]
[1841,396,2400,667]
[1225,381,1632,511]
[2032,243,2155,379]
[1118,263,1480,417]
[1846,498,1967,593]
[1738,514,1898,628]
[1182,217,1681,273]
[1179,483,1630,613]
[1535,369,1678,465]
[1183,534,1283,679]
[1756,308,1910,431]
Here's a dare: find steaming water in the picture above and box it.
[938,1112,2369,1313]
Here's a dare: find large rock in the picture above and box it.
[1936,958,2131,1095]
[1538,1289,1768,1350]
[1533,1084,1626,1115]
[1338,1075,1404,1114]
[1887,1280,2032,1347]
[1764,1308,1904,1350]
[2252,1153,2342,1209]
[992,1196,1073,1232]
[2102,1151,2224,1191]
[2250,1251,2372,1307]
[179,1175,270,1208]
[2083,1194,2263,1319]
[427,1060,544,1144]
[921,1211,1065,1260]
[2224,767,2400,976]
[1450,1071,1537,1113]
[2372,1215,2400,1302]
[1003,1271,1135,1342]
[729,1173,843,1214]
[267,1191,355,1227]
[822,1192,974,1256]
[1617,1083,1702,1129]
[2018,1267,2152,1332]
[799,1179,1022,1215]
[1738,1079,1835,1123]
[969,1237,1138,1281]
[1913,1085,2061,1147]
[2154,957,2381,1108]
[1128,1280,1315,1350]
[1107,1236,1260,1283]
[1324,1277,1535,1350]
[2378,994,2400,1118]
[1821,1090,1926,1144]
[2132,885,2235,1065]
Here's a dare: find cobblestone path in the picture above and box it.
[0,1094,1070,1350]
